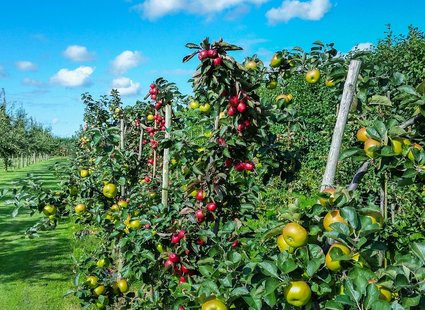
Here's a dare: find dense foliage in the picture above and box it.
[8,27,425,309]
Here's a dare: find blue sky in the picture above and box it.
[1,0,424,137]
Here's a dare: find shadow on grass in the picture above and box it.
[0,158,75,285]
[0,229,73,284]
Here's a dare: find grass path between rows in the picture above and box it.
[0,158,81,310]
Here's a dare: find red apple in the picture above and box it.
[237,102,247,113]
[232,240,239,247]
[198,50,208,60]
[244,161,255,171]
[178,230,186,239]
[195,209,205,221]
[164,259,173,268]
[171,234,180,244]
[228,106,238,116]
[207,49,218,58]
[237,123,246,132]
[234,162,246,171]
[168,253,180,263]
[213,57,222,66]
[181,265,189,274]
[207,202,217,212]
[195,190,206,201]
[229,96,239,107]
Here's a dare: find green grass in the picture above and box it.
[0,158,81,310]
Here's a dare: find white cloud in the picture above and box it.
[111,77,141,96]
[52,118,59,125]
[351,42,373,51]
[266,0,331,24]
[63,45,95,62]
[50,66,94,87]
[133,0,268,20]
[111,51,143,75]
[16,61,38,71]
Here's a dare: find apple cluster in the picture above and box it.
[198,48,222,66]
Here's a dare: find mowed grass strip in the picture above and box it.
[0,158,81,310]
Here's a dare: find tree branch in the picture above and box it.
[347,159,372,191]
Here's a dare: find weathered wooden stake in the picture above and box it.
[138,126,144,161]
[321,60,362,190]
[153,110,158,178]
[120,118,126,197]
[161,104,172,207]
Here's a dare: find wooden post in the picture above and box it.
[138,127,144,161]
[321,60,361,190]
[153,110,158,178]
[120,118,126,197]
[161,104,172,207]
[213,106,221,235]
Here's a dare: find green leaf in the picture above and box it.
[350,267,371,296]
[373,120,387,138]
[200,280,219,295]
[369,95,392,106]
[259,261,279,278]
[228,251,242,265]
[324,300,344,310]
[371,301,391,310]
[399,85,419,96]
[265,277,280,295]
[242,295,262,310]
[219,274,233,288]
[73,273,80,287]
[391,72,405,86]
[262,224,286,240]
[401,295,421,306]
[340,148,364,161]
[118,177,126,186]
[416,80,425,95]
[308,244,325,259]
[344,279,361,302]
[182,51,198,63]
[185,43,199,49]
[329,222,351,236]
[306,258,322,277]
[277,253,297,274]
[411,242,425,264]
[341,207,358,229]
[366,127,381,140]
[231,287,250,297]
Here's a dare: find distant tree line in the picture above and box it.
[0,99,74,171]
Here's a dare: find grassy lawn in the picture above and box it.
[0,158,81,310]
